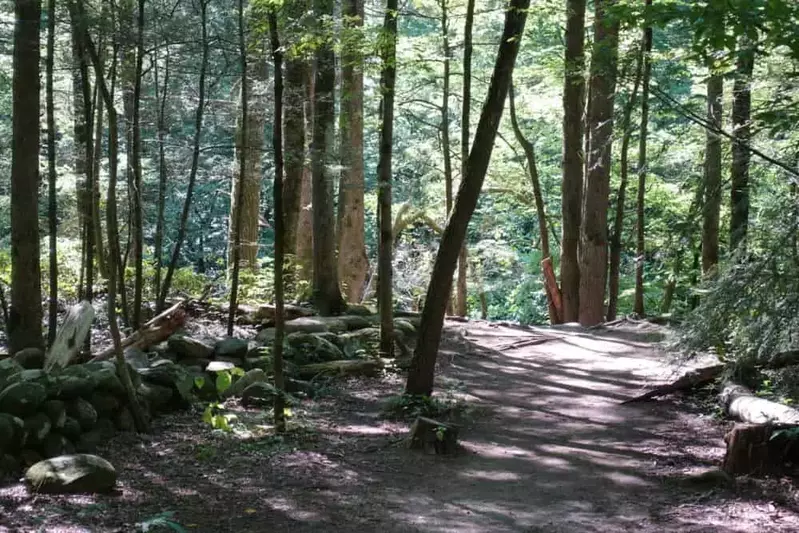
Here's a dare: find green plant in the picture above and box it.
[136,511,186,533]
[202,402,238,432]
[381,394,452,420]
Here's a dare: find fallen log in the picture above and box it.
[297,359,383,380]
[93,300,187,361]
[720,382,799,424]
[621,364,725,404]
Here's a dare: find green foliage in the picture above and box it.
[381,393,462,421]
[202,402,238,432]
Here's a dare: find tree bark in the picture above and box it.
[153,33,171,303]
[9,0,44,353]
[129,0,146,329]
[406,0,529,396]
[702,73,723,275]
[46,0,58,349]
[730,36,756,253]
[560,0,586,323]
[578,0,619,326]
[633,6,652,317]
[440,0,454,317]
[337,0,369,303]
[311,0,345,315]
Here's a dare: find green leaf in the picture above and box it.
[216,372,232,394]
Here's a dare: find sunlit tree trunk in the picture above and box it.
[702,73,723,275]
[153,30,171,302]
[730,36,756,253]
[46,0,58,348]
[296,66,315,286]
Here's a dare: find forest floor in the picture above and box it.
[3,319,799,532]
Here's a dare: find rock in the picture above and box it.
[7,369,51,391]
[124,348,151,370]
[24,413,52,446]
[297,359,383,380]
[0,454,21,476]
[13,348,45,370]
[680,467,735,489]
[138,360,193,405]
[285,332,344,365]
[0,382,48,417]
[241,382,279,407]
[25,454,117,494]
[245,356,273,373]
[67,398,98,432]
[255,328,276,344]
[137,383,174,412]
[215,356,247,369]
[0,357,24,381]
[254,303,315,323]
[83,362,125,396]
[89,392,120,417]
[179,358,211,371]
[394,318,417,336]
[0,413,25,452]
[339,315,375,331]
[95,418,116,438]
[50,365,97,399]
[20,449,43,467]
[114,407,135,432]
[76,431,104,453]
[284,317,331,334]
[214,337,248,360]
[222,369,268,399]
[168,335,214,360]
[45,301,94,371]
[407,417,460,455]
[207,361,236,372]
[41,433,73,459]
[42,400,67,429]
[344,304,375,316]
[62,417,82,441]
[339,328,380,358]
[285,378,316,397]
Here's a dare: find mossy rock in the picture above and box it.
[255,328,276,344]
[137,382,174,412]
[13,348,45,370]
[186,369,217,401]
[25,454,116,494]
[50,365,97,399]
[241,382,280,407]
[138,360,193,406]
[285,332,344,365]
[89,392,120,418]
[168,335,214,360]
[339,328,380,358]
[67,398,97,432]
[285,317,335,334]
[0,358,24,390]
[24,413,53,446]
[222,369,268,399]
[83,362,125,396]
[344,304,375,316]
[338,315,375,331]
[0,382,48,417]
[393,319,417,336]
[214,337,249,360]
[42,400,67,429]
[124,348,151,370]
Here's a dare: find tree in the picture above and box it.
[578,0,620,326]
[337,0,369,303]
[9,0,43,353]
[440,0,454,316]
[560,0,586,323]
[730,35,756,252]
[46,0,57,348]
[702,73,723,274]
[129,0,146,328]
[153,24,171,299]
[406,0,530,396]
[311,0,345,315]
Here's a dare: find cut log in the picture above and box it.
[296,359,383,380]
[621,364,724,404]
[541,257,563,324]
[93,300,186,361]
[723,422,799,476]
[407,417,460,455]
[45,302,95,371]
[720,382,799,424]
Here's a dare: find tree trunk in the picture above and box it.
[268,9,287,433]
[721,383,799,425]
[633,7,652,317]
[730,37,756,253]
[440,0,454,316]
[337,0,369,303]
[46,0,58,349]
[723,423,799,477]
[702,73,723,275]
[560,0,586,323]
[578,0,620,327]
[129,0,146,329]
[9,0,44,353]
[92,63,107,280]
[607,44,644,322]
[311,0,345,315]
[406,0,529,396]
[377,0,399,357]
[153,35,170,302]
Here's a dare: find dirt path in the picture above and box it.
[2,321,799,532]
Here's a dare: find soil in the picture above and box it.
[2,319,799,532]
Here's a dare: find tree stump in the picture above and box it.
[407,417,459,455]
[45,302,94,371]
[723,423,799,476]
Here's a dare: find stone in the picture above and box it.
[338,315,375,331]
[254,303,315,322]
[114,408,135,432]
[241,382,280,407]
[339,328,380,358]
[168,335,214,360]
[344,304,375,316]
[255,328,276,344]
[0,358,24,390]
[245,356,273,373]
[285,332,344,365]
[13,348,45,370]
[222,369,268,399]
[50,365,97,399]
[137,383,174,412]
[25,454,117,494]
[284,317,331,334]
[0,454,21,476]
[20,449,43,467]
[207,361,236,372]
[89,392,120,417]
[0,413,25,452]
[24,413,53,446]
[83,362,125,396]
[67,398,98,432]
[138,360,193,405]
[45,301,94,371]
[179,358,211,371]
[41,433,73,459]
[0,382,48,417]
[297,359,383,380]
[61,417,82,441]
[214,337,248,360]
[42,400,67,429]
[393,319,417,336]
[124,348,151,370]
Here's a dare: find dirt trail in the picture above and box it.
[2,321,799,532]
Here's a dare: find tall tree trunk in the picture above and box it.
[157,0,209,311]
[337,0,369,303]
[92,57,107,280]
[377,0,398,357]
[296,63,315,286]
[560,0,586,323]
[311,0,345,315]
[633,4,652,317]
[129,0,145,329]
[578,0,620,327]
[9,0,44,353]
[730,36,756,253]
[228,0,249,333]
[508,81,558,323]
[268,9,287,433]
[46,0,58,348]
[153,33,170,303]
[406,0,529,396]
[607,43,644,322]
[440,0,454,316]
[702,73,723,275]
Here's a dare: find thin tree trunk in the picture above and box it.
[158,0,209,312]
[508,80,558,323]
[377,0,399,357]
[440,0,454,316]
[633,3,652,317]
[130,0,145,329]
[578,0,620,326]
[607,43,644,322]
[92,60,107,279]
[337,0,369,303]
[153,34,170,303]
[296,61,315,287]
[46,0,58,348]
[730,36,756,253]
[406,0,529,396]
[560,0,586,323]
[10,0,43,353]
[268,9,287,433]
[702,73,723,275]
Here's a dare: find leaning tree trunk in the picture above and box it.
[729,36,756,253]
[578,0,620,327]
[406,0,529,396]
[702,73,723,275]
[337,0,369,303]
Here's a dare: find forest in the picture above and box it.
[1,0,799,530]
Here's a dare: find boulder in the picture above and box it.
[0,358,24,389]
[42,399,67,429]
[339,328,380,358]
[50,365,97,399]
[67,398,98,432]
[41,433,74,459]
[24,413,53,446]
[13,348,45,370]
[25,454,117,494]
[124,348,151,370]
[255,328,276,344]
[137,383,174,412]
[245,356,273,373]
[241,382,280,407]
[344,304,375,316]
[285,332,344,365]
[206,361,236,372]
[179,358,211,371]
[297,359,383,380]
[339,315,375,331]
[61,417,82,441]
[138,360,193,405]
[0,382,48,417]
[222,369,267,399]
[7,369,51,391]
[83,362,125,396]
[284,317,331,334]
[89,392,120,418]
[168,335,214,360]
[254,303,315,323]
[393,318,417,336]
[0,454,21,476]
[0,413,25,452]
[114,408,135,432]
[214,337,248,360]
